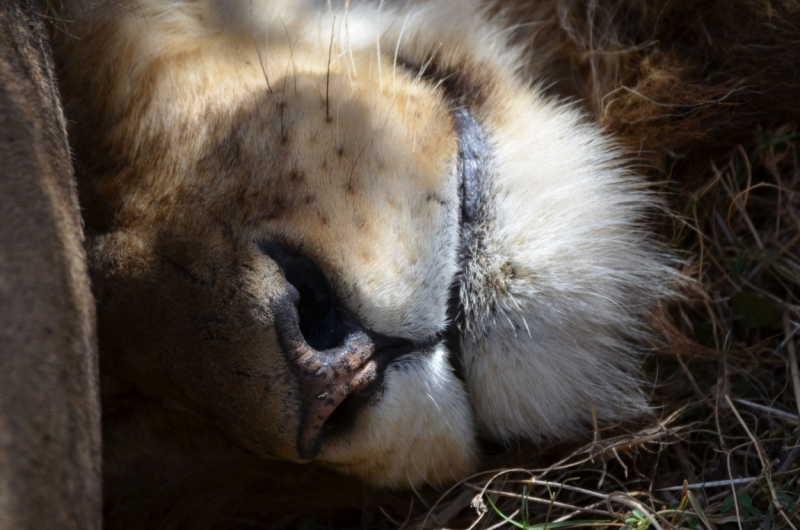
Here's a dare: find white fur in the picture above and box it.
[463,94,675,440]
[317,345,477,487]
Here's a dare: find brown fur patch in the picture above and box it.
[0,2,100,527]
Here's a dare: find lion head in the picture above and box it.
[51,0,676,489]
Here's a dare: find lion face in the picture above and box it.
[52,0,675,488]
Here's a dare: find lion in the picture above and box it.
[0,0,796,526]
[46,0,677,500]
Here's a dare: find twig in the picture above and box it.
[733,398,799,424]
[606,493,663,530]
[463,484,613,518]
[785,311,800,419]
[657,477,760,491]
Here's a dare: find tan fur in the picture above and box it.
[0,1,100,528]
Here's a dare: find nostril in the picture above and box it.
[292,276,344,351]
[262,243,434,460]
[260,242,346,351]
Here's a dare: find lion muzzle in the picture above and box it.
[264,242,418,460]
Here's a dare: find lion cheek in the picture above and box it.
[314,346,477,488]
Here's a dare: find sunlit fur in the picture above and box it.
[50,0,676,490]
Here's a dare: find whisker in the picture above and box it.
[326,15,336,122]
[333,7,352,87]
[413,45,441,87]
[335,101,341,147]
[250,0,272,93]
[369,54,375,130]
[381,93,400,131]
[348,140,373,190]
[392,12,411,99]
[344,0,356,80]
[279,17,298,94]
[376,0,384,93]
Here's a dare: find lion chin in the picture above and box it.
[49,0,677,489]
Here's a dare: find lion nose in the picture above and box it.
[272,306,377,460]
[261,242,415,460]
